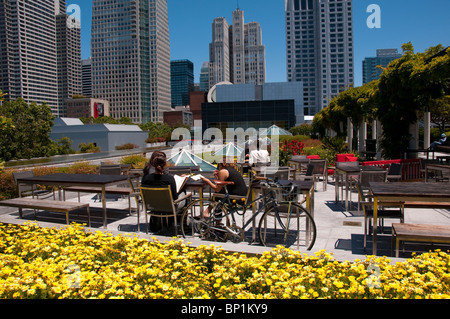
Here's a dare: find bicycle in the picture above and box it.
[180,177,317,251]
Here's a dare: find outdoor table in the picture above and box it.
[436,156,450,164]
[16,173,130,228]
[334,164,384,211]
[425,163,450,182]
[369,182,450,255]
[287,158,310,177]
[184,177,209,199]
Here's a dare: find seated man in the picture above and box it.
[430,133,448,150]
[248,140,270,167]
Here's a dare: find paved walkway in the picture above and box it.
[2,178,450,262]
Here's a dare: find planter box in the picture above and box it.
[146,142,165,148]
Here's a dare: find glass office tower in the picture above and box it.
[91,0,171,124]
[171,60,194,107]
[363,49,402,84]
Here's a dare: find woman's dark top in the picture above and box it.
[220,167,247,196]
[141,173,178,200]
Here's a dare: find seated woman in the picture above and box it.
[200,160,248,218]
[141,151,180,233]
[201,161,247,197]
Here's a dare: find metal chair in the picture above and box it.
[260,166,291,180]
[140,186,192,235]
[387,163,402,182]
[355,181,404,251]
[357,170,387,213]
[297,160,328,191]
[13,171,55,199]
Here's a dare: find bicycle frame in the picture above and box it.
[200,180,300,239]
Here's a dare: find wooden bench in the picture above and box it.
[404,201,450,209]
[0,198,91,227]
[392,223,450,257]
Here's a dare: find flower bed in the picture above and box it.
[0,223,449,299]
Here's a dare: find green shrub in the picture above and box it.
[79,143,101,153]
[115,143,138,150]
[120,154,147,169]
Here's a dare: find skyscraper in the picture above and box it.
[363,49,402,84]
[91,0,171,124]
[199,62,210,92]
[56,11,82,117]
[285,0,354,116]
[0,0,80,116]
[208,8,266,89]
[170,60,194,107]
[82,58,92,97]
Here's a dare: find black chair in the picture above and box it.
[387,163,403,182]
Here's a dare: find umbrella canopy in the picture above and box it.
[167,149,217,172]
[213,143,244,157]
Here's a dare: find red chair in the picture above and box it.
[336,154,356,163]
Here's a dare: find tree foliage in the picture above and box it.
[375,43,450,158]
[0,98,56,161]
[313,43,450,159]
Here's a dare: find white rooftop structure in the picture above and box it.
[50,118,148,152]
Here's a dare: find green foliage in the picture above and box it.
[429,95,450,131]
[54,137,74,155]
[80,116,133,125]
[289,124,313,136]
[120,154,147,169]
[115,143,138,150]
[140,122,172,141]
[0,98,55,161]
[79,143,101,153]
[0,162,98,200]
[313,43,450,159]
[375,43,450,159]
[321,136,349,154]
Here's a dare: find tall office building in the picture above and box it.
[0,0,79,116]
[363,49,402,84]
[208,8,266,89]
[91,0,171,124]
[56,12,82,117]
[285,0,354,116]
[170,60,194,107]
[199,62,210,92]
[82,58,92,97]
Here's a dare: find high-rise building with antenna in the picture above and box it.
[208,8,266,89]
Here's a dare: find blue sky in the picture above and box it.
[68,0,450,87]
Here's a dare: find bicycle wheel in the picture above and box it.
[258,202,316,251]
[180,198,227,241]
